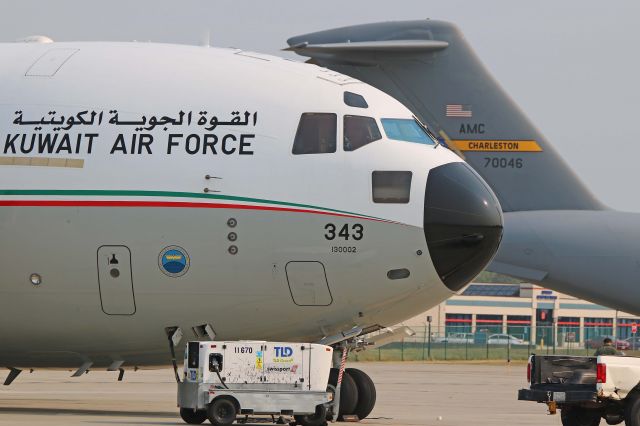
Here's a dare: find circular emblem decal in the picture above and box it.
[159,246,190,277]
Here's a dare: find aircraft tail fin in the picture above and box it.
[287,20,604,212]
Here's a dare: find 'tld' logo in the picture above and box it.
[274,346,293,357]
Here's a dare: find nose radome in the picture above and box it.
[424,162,503,291]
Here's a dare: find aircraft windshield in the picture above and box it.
[381,118,436,145]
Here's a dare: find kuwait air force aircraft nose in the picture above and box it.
[424,162,503,291]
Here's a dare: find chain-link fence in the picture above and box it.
[349,325,640,362]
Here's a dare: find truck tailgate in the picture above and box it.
[519,355,598,403]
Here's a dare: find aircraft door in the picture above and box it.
[97,246,136,315]
[285,261,333,306]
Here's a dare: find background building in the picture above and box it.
[403,283,640,348]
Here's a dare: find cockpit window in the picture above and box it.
[381,118,436,145]
[292,113,337,154]
[343,92,368,108]
[344,115,382,151]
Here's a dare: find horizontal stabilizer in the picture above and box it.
[285,39,448,54]
[487,260,548,282]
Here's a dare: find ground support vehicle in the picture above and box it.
[518,354,640,425]
[178,341,334,425]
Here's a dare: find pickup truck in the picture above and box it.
[518,354,640,426]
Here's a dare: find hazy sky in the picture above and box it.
[1,0,639,211]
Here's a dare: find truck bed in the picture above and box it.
[519,355,598,403]
[519,354,640,425]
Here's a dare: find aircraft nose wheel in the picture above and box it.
[328,367,358,420]
[327,367,376,421]
[345,368,377,420]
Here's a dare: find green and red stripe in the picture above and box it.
[0,189,391,222]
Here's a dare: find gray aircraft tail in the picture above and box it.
[287,20,604,212]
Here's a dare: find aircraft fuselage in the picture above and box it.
[0,42,505,368]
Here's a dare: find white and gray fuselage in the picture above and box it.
[0,41,502,368]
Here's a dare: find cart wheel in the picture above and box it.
[294,404,327,426]
[207,398,237,425]
[625,394,640,426]
[345,368,376,420]
[180,407,208,424]
[560,406,601,426]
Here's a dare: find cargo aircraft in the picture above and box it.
[0,38,503,421]
[287,20,640,320]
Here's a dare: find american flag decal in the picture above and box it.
[446,104,472,118]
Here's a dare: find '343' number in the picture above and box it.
[324,223,363,241]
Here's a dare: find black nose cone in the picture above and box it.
[424,162,503,291]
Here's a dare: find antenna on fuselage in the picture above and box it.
[201,29,211,48]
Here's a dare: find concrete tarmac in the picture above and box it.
[0,362,561,425]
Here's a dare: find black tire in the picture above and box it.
[207,398,237,425]
[603,414,624,425]
[625,394,640,426]
[560,406,601,426]
[294,404,327,426]
[328,368,358,419]
[180,407,208,424]
[345,368,376,420]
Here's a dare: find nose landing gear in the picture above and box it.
[345,368,376,420]
[327,367,377,422]
[328,367,358,420]
[325,341,377,423]
[323,328,390,423]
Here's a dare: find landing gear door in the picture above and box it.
[97,245,135,315]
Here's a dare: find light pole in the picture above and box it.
[427,315,432,360]
[552,316,557,355]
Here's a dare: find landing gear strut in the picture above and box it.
[324,331,379,422]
